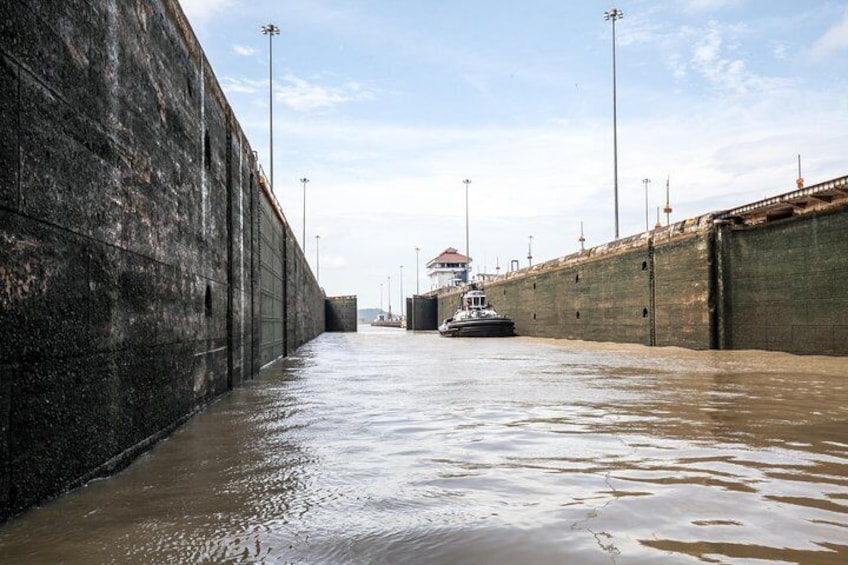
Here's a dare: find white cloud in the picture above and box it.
[277,74,376,111]
[233,45,256,56]
[810,10,848,60]
[770,41,790,60]
[220,77,264,95]
[687,22,793,96]
[179,0,231,24]
[681,0,737,12]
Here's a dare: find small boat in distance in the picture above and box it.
[371,313,403,328]
[438,288,515,337]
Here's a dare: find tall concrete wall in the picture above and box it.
[435,200,846,355]
[437,227,710,349]
[285,223,326,351]
[716,208,848,355]
[326,296,358,332]
[653,232,713,349]
[0,0,325,522]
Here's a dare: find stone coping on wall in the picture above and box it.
[716,175,848,225]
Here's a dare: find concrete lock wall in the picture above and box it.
[0,0,326,522]
[436,230,710,349]
[407,296,438,331]
[434,204,846,355]
[716,208,848,355]
[326,296,358,332]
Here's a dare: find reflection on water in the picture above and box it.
[1,327,847,564]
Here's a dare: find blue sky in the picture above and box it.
[180,0,848,310]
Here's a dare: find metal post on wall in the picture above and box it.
[415,247,420,294]
[463,179,472,281]
[579,221,586,251]
[413,247,420,331]
[664,175,673,226]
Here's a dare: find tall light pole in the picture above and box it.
[300,177,310,244]
[387,276,392,318]
[380,283,383,314]
[462,179,472,282]
[415,247,421,294]
[527,235,534,267]
[642,178,651,232]
[261,24,280,191]
[604,8,623,239]
[315,234,320,283]
[399,265,404,320]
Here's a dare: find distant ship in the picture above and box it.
[371,313,403,328]
[438,288,515,337]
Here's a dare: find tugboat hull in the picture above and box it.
[438,317,515,337]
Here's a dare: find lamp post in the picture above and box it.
[642,178,651,232]
[415,247,420,294]
[414,247,421,331]
[300,177,309,244]
[315,234,320,283]
[387,276,392,318]
[528,235,534,267]
[462,179,471,282]
[260,24,280,191]
[399,265,404,320]
[604,8,623,239]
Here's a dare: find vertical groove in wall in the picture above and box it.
[712,223,730,350]
[648,239,657,347]
[225,128,234,390]
[3,365,9,514]
[15,58,21,209]
[238,146,245,380]
[707,227,719,350]
[250,177,259,376]
[283,227,288,357]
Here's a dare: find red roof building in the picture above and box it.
[426,247,470,289]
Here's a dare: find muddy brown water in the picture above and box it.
[1,326,846,564]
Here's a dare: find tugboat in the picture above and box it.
[438,288,515,337]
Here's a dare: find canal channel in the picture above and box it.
[1,327,846,564]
